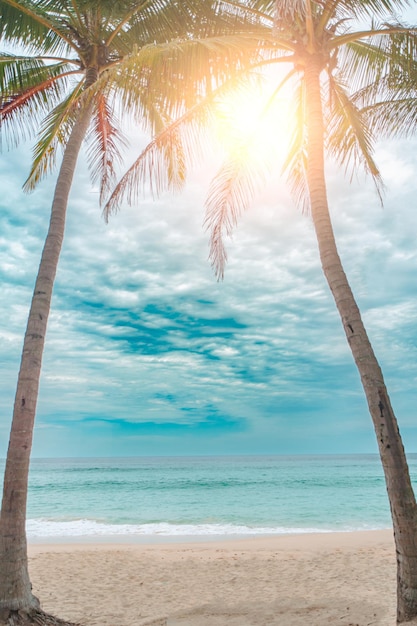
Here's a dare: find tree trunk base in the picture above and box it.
[0,609,81,626]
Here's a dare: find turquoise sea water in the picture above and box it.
[2,454,414,541]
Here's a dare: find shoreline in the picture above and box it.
[28,529,400,625]
[28,527,394,549]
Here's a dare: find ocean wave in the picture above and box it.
[26,518,385,539]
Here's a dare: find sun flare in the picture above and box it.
[212,79,293,169]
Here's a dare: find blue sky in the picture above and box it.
[1,15,417,458]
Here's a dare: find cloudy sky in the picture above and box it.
[1,12,417,459]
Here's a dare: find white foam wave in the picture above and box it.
[26,518,383,539]
[26,519,332,538]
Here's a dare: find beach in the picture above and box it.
[21,456,413,624]
[29,529,400,626]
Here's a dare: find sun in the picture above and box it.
[212,78,293,169]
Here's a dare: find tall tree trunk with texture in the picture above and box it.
[0,103,93,620]
[304,53,417,623]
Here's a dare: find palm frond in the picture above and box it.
[23,81,84,191]
[86,94,128,205]
[215,0,275,26]
[110,0,268,54]
[336,39,390,92]
[281,80,309,213]
[104,32,287,135]
[103,93,215,221]
[203,73,293,279]
[204,146,270,280]
[356,69,417,139]
[363,96,417,139]
[103,67,271,221]
[0,0,77,54]
[325,74,384,200]
[332,0,412,21]
[91,0,264,52]
[332,22,417,56]
[0,55,79,149]
[0,55,77,103]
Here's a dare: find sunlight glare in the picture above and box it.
[213,79,293,171]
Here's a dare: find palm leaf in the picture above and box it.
[204,144,271,280]
[282,80,309,213]
[357,69,417,138]
[102,91,215,220]
[86,94,128,205]
[102,66,269,221]
[363,96,417,138]
[0,0,76,54]
[325,73,384,199]
[0,55,79,149]
[99,33,268,133]
[336,26,417,94]
[0,55,75,99]
[332,0,412,21]
[110,0,268,54]
[23,82,84,191]
[203,74,296,279]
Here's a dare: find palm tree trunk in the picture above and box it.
[304,55,417,624]
[0,102,93,618]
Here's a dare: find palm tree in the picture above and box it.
[0,1,261,623]
[106,1,417,622]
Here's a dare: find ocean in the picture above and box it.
[2,454,413,542]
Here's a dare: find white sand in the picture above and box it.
[28,530,402,625]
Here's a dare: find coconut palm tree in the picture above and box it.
[0,1,262,623]
[105,1,417,622]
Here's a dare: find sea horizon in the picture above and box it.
[0,451,399,460]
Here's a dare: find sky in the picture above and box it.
[1,12,417,459]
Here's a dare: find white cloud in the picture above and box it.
[1,117,417,458]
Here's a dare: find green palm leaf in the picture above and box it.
[0,54,78,148]
[325,73,384,199]
[0,0,77,54]
[23,81,84,190]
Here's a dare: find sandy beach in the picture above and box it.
[27,530,404,626]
